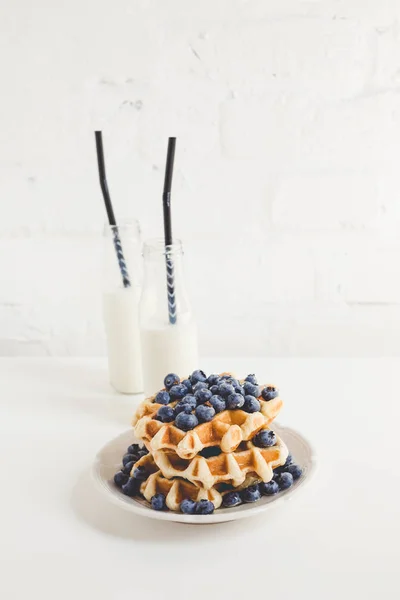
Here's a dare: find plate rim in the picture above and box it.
[91,423,317,524]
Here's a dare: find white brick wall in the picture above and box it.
[1,0,400,357]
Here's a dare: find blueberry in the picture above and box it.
[114,470,129,488]
[199,446,222,458]
[260,480,279,495]
[122,461,135,475]
[193,381,208,392]
[261,386,279,401]
[286,464,303,480]
[242,484,261,503]
[245,374,258,385]
[174,401,193,415]
[156,405,175,423]
[181,394,197,410]
[169,384,188,400]
[127,443,140,454]
[218,382,235,397]
[222,491,242,508]
[207,374,220,386]
[220,374,232,380]
[276,472,294,490]
[209,395,226,413]
[282,454,293,468]
[226,393,245,410]
[190,370,207,384]
[234,384,245,396]
[122,477,140,496]
[195,404,215,423]
[155,390,171,405]
[253,429,276,448]
[180,499,197,514]
[242,381,260,397]
[164,373,180,389]
[137,449,149,459]
[182,379,192,392]
[151,493,166,511]
[133,466,148,480]
[210,385,219,395]
[195,500,215,515]
[175,412,199,431]
[194,388,212,404]
[122,453,137,467]
[243,395,261,413]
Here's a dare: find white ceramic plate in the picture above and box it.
[92,424,317,524]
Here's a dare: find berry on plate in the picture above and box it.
[180,498,197,514]
[164,373,180,389]
[169,384,188,401]
[122,453,137,467]
[209,395,226,413]
[253,429,277,448]
[243,395,261,413]
[127,443,140,454]
[151,493,166,511]
[195,500,215,515]
[242,484,261,503]
[155,390,171,405]
[276,472,294,490]
[175,412,199,431]
[122,477,140,497]
[195,404,215,423]
[114,471,129,488]
[226,393,245,410]
[207,374,220,386]
[174,401,194,415]
[122,461,135,475]
[286,464,303,480]
[194,388,212,404]
[242,381,260,397]
[181,379,192,392]
[156,405,175,423]
[260,480,279,495]
[218,382,235,397]
[261,386,279,401]
[190,370,207,384]
[132,466,148,480]
[222,491,242,508]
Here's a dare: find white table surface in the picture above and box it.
[1,357,398,600]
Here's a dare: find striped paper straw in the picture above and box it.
[162,137,177,324]
[95,131,131,288]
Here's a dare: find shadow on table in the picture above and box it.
[70,468,274,543]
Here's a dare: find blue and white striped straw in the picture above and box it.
[162,137,177,324]
[95,131,131,288]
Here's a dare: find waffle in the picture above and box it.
[151,431,288,490]
[140,471,224,510]
[133,392,281,426]
[124,452,159,477]
[134,396,282,460]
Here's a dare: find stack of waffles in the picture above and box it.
[130,374,288,510]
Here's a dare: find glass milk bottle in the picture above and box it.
[140,239,198,396]
[102,220,143,394]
